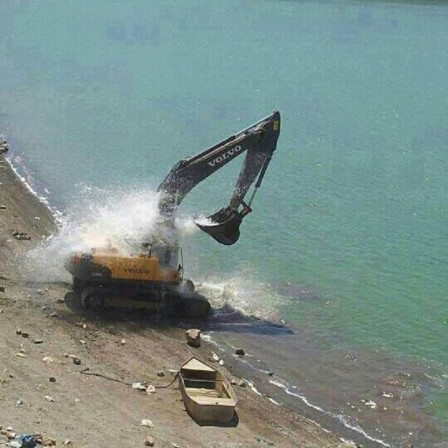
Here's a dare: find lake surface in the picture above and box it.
[1,1,447,445]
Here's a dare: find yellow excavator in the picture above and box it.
[64,111,281,318]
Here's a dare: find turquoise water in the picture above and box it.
[1,1,448,444]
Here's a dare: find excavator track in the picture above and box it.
[75,280,211,319]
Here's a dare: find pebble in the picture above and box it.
[218,359,224,366]
[44,395,55,402]
[16,352,27,358]
[21,332,29,338]
[43,438,56,446]
[50,312,58,318]
[146,385,156,395]
[49,377,57,383]
[156,370,165,377]
[238,379,246,387]
[33,339,44,344]
[186,329,201,348]
[120,339,126,345]
[16,328,22,335]
[6,430,16,439]
[235,348,245,356]
[132,382,147,391]
[72,357,82,365]
[144,436,155,446]
[0,286,5,292]
[16,398,24,406]
[141,419,155,428]
[0,205,6,209]
[212,352,220,362]
[63,439,72,446]
[42,356,54,363]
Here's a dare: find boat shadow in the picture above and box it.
[187,410,240,428]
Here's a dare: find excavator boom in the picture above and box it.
[157,111,281,244]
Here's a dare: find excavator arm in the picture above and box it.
[157,111,281,245]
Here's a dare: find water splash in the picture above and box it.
[24,185,182,282]
[196,272,284,321]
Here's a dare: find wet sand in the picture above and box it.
[0,152,345,447]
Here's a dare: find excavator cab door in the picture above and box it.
[195,204,252,246]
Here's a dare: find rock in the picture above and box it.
[212,352,219,362]
[218,359,224,366]
[5,430,16,439]
[144,436,155,446]
[235,348,245,356]
[16,328,22,335]
[132,382,147,391]
[0,205,6,209]
[33,339,44,344]
[12,231,31,241]
[49,377,57,383]
[238,379,246,388]
[21,332,29,338]
[120,339,126,345]
[146,385,156,395]
[16,398,24,405]
[16,352,27,358]
[44,395,55,402]
[231,379,237,385]
[141,419,155,428]
[42,356,54,363]
[72,357,81,365]
[156,370,165,377]
[186,329,201,348]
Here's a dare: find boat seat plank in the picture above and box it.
[192,395,236,406]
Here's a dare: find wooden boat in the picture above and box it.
[179,356,237,424]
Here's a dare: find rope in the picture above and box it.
[79,369,180,389]
[80,370,132,386]
[155,371,179,389]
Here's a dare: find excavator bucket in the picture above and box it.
[195,207,250,245]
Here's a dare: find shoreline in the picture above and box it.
[0,152,345,447]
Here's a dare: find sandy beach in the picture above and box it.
[0,152,347,447]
